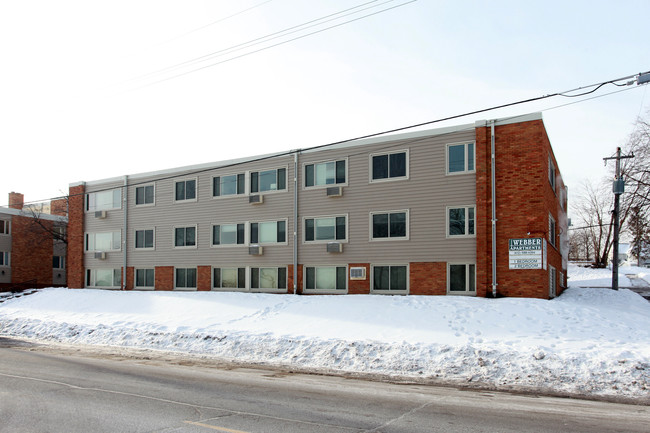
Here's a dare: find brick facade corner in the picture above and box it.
[67,184,86,288]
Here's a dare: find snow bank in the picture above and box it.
[0,265,648,401]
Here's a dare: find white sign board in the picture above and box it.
[509,238,543,269]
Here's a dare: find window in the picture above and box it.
[250,168,286,193]
[0,252,9,267]
[304,266,347,292]
[0,220,9,235]
[251,267,287,290]
[448,264,476,294]
[447,206,475,237]
[174,226,197,248]
[447,142,475,174]
[371,211,408,240]
[372,265,408,292]
[549,214,556,247]
[213,174,245,197]
[212,223,245,246]
[371,150,407,181]
[86,189,121,211]
[135,229,154,249]
[250,220,286,244]
[86,231,121,251]
[213,267,246,290]
[304,216,346,242]
[86,269,121,288]
[135,185,155,206]
[175,179,197,202]
[549,266,557,297]
[135,268,155,289]
[548,156,556,192]
[305,160,346,187]
[559,271,565,289]
[175,268,197,289]
[53,256,65,269]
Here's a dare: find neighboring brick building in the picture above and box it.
[0,192,68,290]
[67,112,568,299]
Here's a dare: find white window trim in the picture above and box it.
[85,189,122,212]
[302,214,348,244]
[302,158,349,190]
[548,213,556,248]
[173,177,198,203]
[250,266,288,293]
[53,255,65,270]
[249,166,289,195]
[303,264,348,294]
[174,267,198,291]
[173,224,198,249]
[0,251,10,267]
[548,155,556,193]
[370,264,409,294]
[446,205,476,238]
[211,222,249,248]
[445,141,476,175]
[369,209,410,242]
[85,231,122,252]
[211,266,248,292]
[134,228,156,251]
[134,268,155,290]
[0,220,10,235]
[86,268,121,289]
[250,219,289,246]
[368,149,409,184]
[211,173,246,199]
[134,183,156,207]
[446,263,477,296]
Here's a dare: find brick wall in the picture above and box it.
[287,264,302,294]
[409,262,447,295]
[198,265,211,291]
[155,266,174,290]
[475,119,567,299]
[8,192,24,210]
[10,215,53,287]
[67,184,85,288]
[50,198,68,217]
[348,263,370,294]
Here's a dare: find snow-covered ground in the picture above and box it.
[0,264,648,402]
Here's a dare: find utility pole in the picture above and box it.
[603,147,634,290]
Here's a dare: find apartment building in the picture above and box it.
[67,112,568,299]
[0,192,68,290]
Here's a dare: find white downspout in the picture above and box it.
[490,121,497,297]
[293,151,299,294]
[123,175,128,290]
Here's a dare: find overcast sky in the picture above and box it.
[0,0,648,208]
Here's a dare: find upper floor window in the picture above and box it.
[86,189,121,212]
[305,160,346,187]
[549,214,556,247]
[53,255,65,269]
[0,251,9,267]
[251,168,286,193]
[175,179,196,202]
[174,225,197,248]
[371,150,407,182]
[305,216,346,242]
[447,142,474,174]
[86,231,121,251]
[213,174,245,197]
[212,223,245,246]
[135,185,155,206]
[548,156,556,192]
[447,206,475,237]
[251,220,286,244]
[135,229,155,249]
[371,210,408,240]
[0,220,9,235]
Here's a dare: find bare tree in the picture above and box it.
[21,196,68,246]
[572,180,613,267]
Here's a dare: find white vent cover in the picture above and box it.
[350,267,366,280]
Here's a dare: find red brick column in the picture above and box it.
[197,265,211,291]
[67,184,85,288]
[475,125,492,297]
[155,266,174,291]
[409,262,446,295]
[348,263,370,294]
[124,266,134,290]
[287,264,302,294]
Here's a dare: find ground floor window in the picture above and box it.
[448,264,475,294]
[213,267,246,289]
[251,267,286,290]
[87,268,121,288]
[175,267,197,289]
[549,265,557,297]
[304,266,347,292]
[135,268,155,289]
[371,265,408,292]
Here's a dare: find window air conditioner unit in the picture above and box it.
[94,251,106,260]
[249,194,264,204]
[95,210,107,219]
[326,186,343,197]
[350,267,366,280]
[249,245,263,255]
[326,242,343,253]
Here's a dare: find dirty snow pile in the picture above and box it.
[0,264,649,401]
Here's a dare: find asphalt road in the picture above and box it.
[0,337,648,433]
